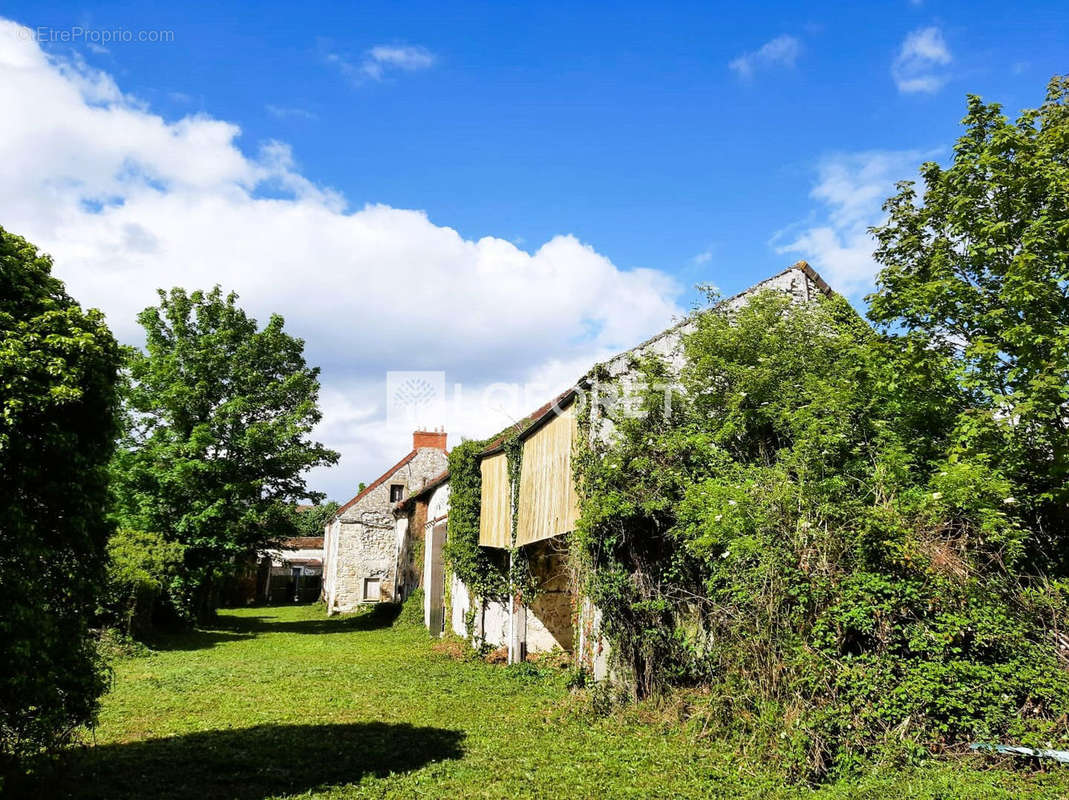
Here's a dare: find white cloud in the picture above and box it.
[892,26,951,94]
[775,149,933,296]
[729,35,802,79]
[0,19,681,500]
[366,45,434,74]
[326,43,435,85]
[691,249,713,265]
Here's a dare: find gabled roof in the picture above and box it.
[612,260,832,360]
[278,536,324,550]
[479,260,833,457]
[381,261,835,501]
[332,448,420,521]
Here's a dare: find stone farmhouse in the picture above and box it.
[392,262,834,673]
[322,430,449,614]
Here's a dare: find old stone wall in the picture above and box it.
[592,265,824,444]
[325,445,448,614]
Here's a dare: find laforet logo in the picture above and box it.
[386,371,446,429]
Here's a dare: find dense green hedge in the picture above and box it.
[0,228,121,768]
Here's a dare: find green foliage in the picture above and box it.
[575,289,1069,779]
[23,603,1069,799]
[111,286,339,621]
[444,439,508,599]
[399,587,426,627]
[869,75,1069,561]
[0,227,121,764]
[286,501,339,539]
[99,529,185,636]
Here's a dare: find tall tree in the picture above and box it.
[868,75,1069,557]
[0,228,121,765]
[113,287,338,620]
[287,501,339,539]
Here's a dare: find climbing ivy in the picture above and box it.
[444,419,541,624]
[443,438,507,600]
[573,290,1069,780]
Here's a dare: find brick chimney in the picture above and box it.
[413,429,448,451]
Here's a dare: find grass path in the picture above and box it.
[32,603,1069,799]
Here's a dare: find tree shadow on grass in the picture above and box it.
[213,603,403,636]
[143,629,256,652]
[26,722,464,799]
[146,604,403,651]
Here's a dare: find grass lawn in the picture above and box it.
[23,602,1069,799]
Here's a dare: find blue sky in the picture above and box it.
[0,1,1066,499]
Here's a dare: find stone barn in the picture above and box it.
[322,430,449,614]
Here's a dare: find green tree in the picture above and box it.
[286,501,339,539]
[0,228,121,765]
[99,529,185,636]
[869,76,1069,548]
[113,287,338,621]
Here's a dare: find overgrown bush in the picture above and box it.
[573,81,1069,780]
[0,228,121,769]
[99,529,185,636]
[575,292,1069,779]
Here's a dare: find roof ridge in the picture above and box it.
[471,260,832,457]
[331,448,419,521]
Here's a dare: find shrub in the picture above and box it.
[574,292,1069,779]
[100,529,185,636]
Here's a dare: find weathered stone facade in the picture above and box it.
[322,432,448,614]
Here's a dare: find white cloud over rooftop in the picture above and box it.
[0,18,682,499]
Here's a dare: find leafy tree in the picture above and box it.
[99,529,185,636]
[286,501,339,539]
[575,80,1069,777]
[0,228,121,765]
[869,76,1069,551]
[113,287,338,621]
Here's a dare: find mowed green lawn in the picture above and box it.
[31,603,1069,799]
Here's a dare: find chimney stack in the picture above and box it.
[413,428,448,451]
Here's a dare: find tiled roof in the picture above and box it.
[479,385,579,457]
[279,537,324,550]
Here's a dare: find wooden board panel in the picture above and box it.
[516,407,579,547]
[478,452,511,548]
